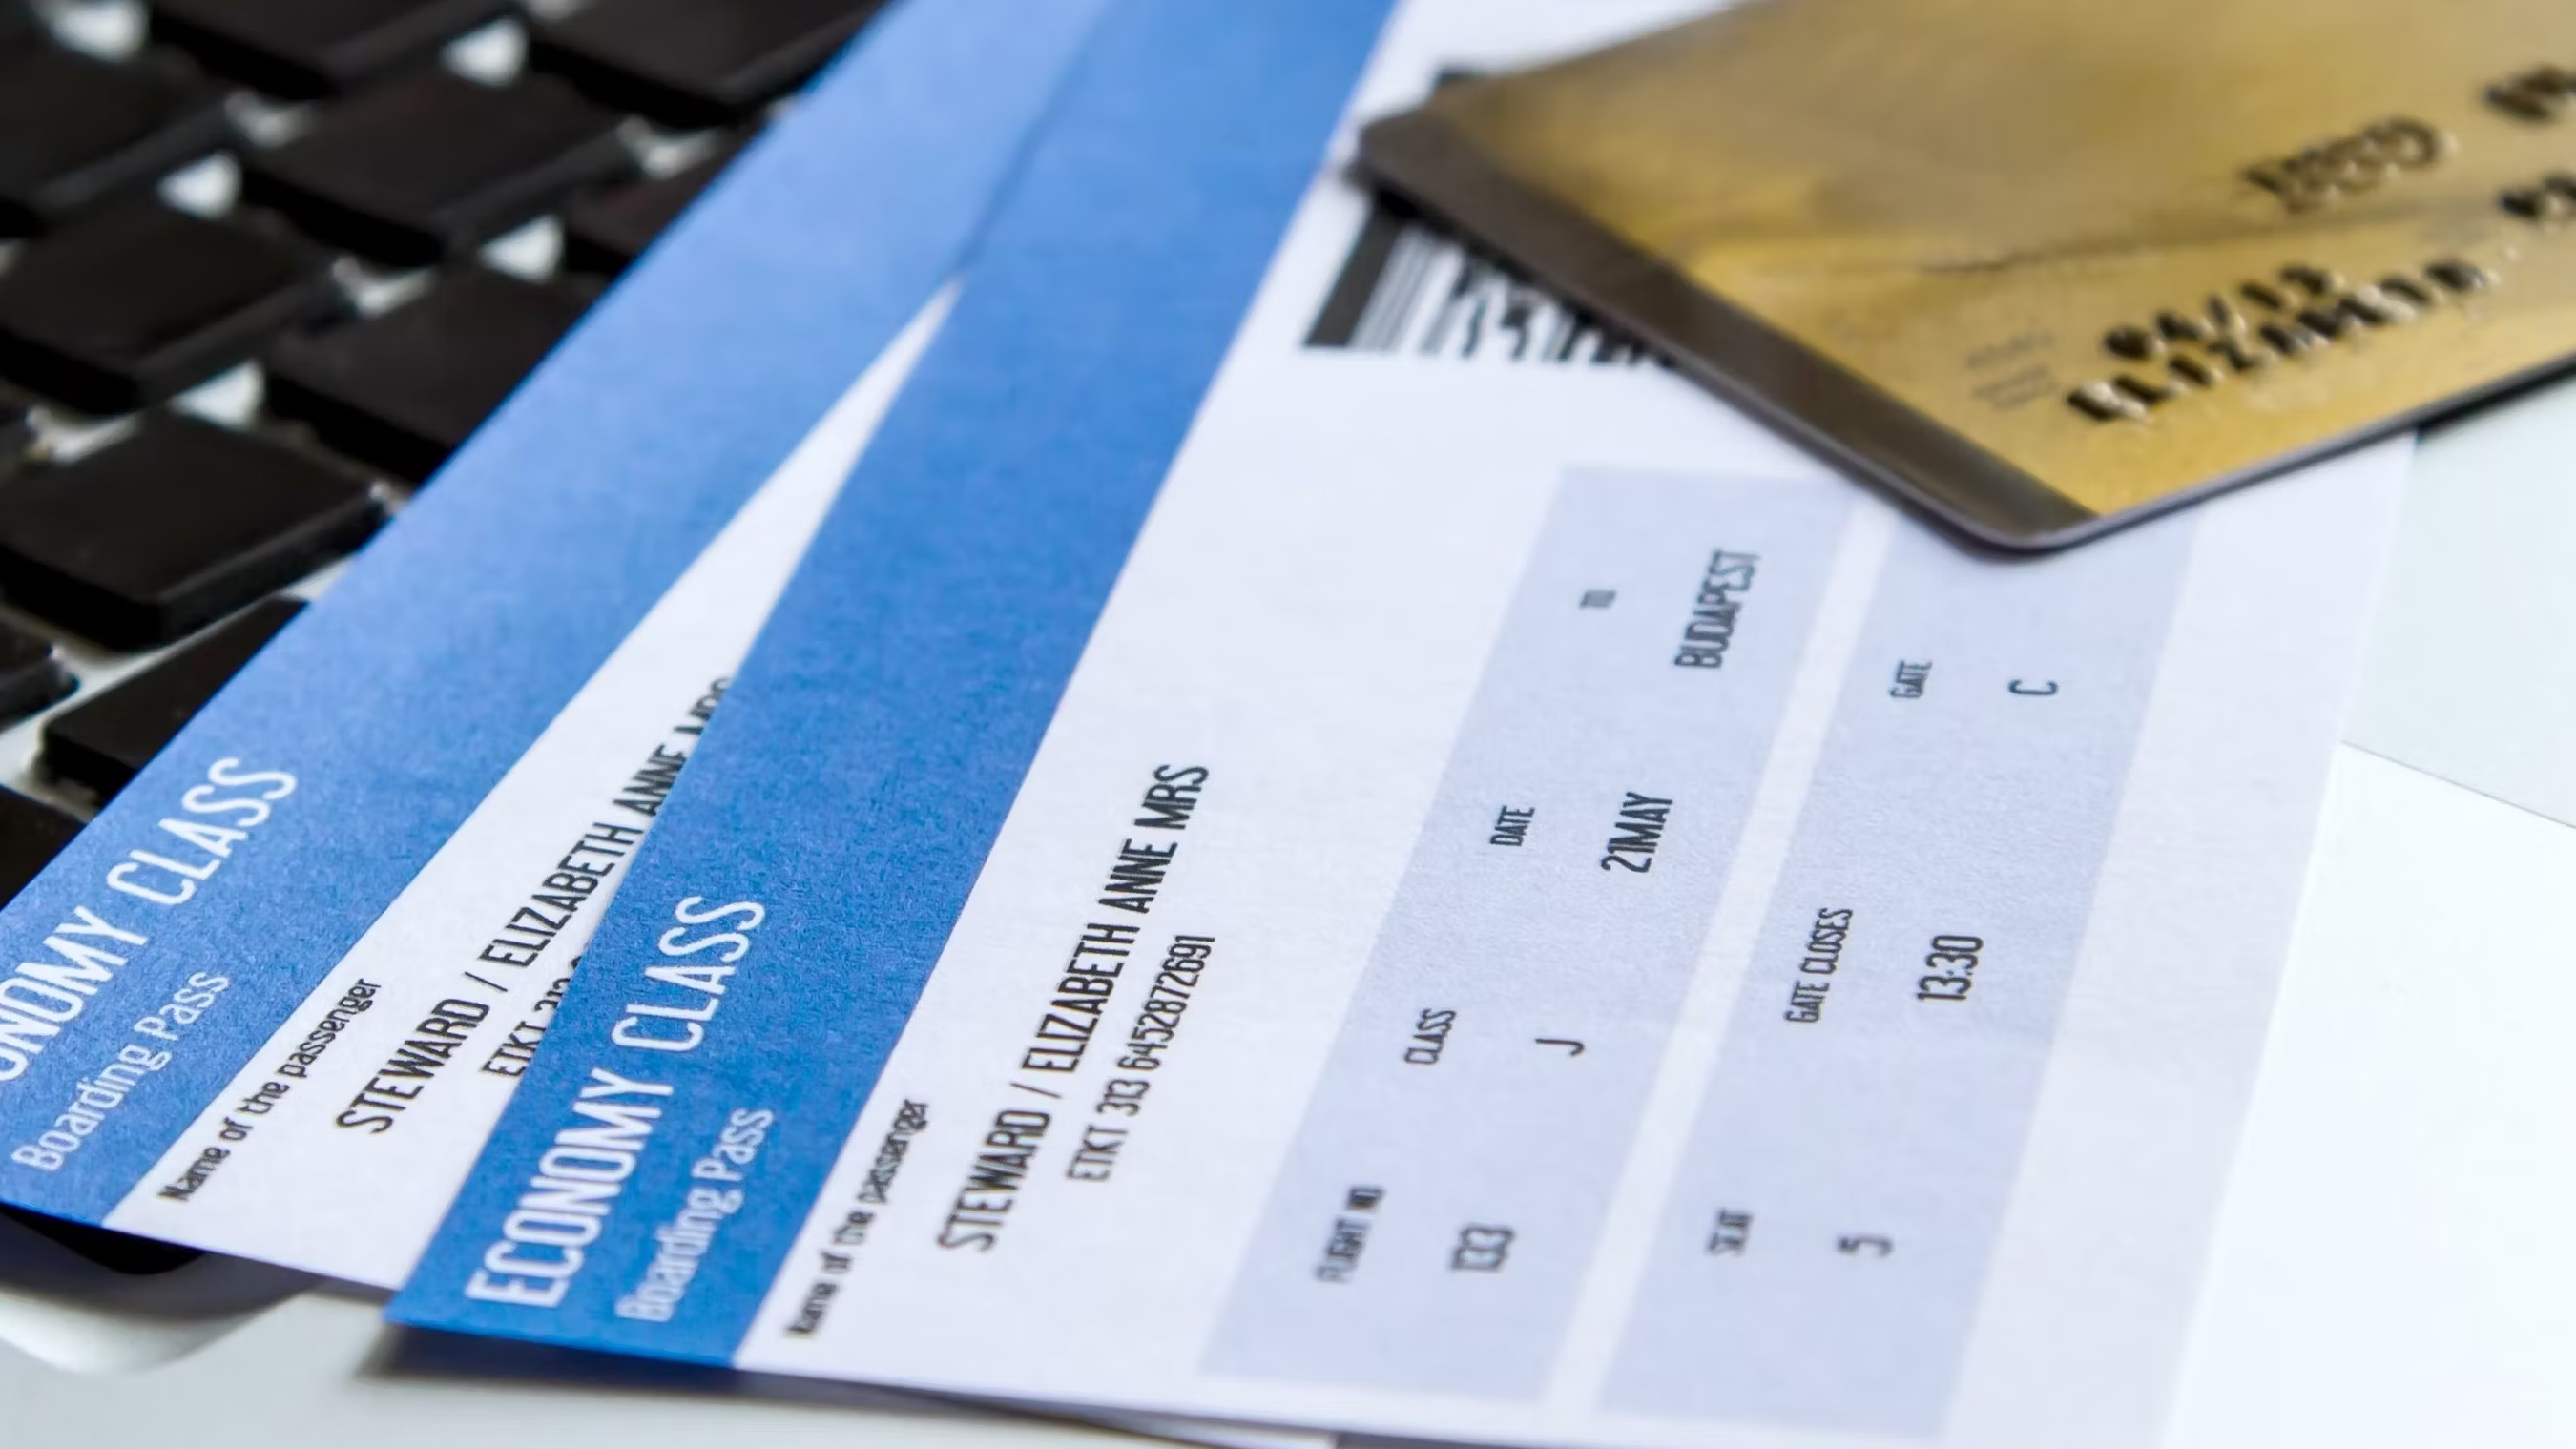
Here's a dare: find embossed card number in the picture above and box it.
[2242,115,2447,213]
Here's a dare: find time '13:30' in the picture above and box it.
[1917,935,1984,1003]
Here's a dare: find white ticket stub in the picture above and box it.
[397,2,2408,1446]
[712,394,2398,1449]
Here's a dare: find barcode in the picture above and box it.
[1307,194,1655,368]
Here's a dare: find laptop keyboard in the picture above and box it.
[0,0,877,1274]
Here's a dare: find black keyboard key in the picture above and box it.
[266,267,591,481]
[149,0,514,99]
[240,72,631,267]
[0,620,72,726]
[43,594,301,797]
[531,0,886,129]
[0,415,379,648]
[2,3,38,52]
[0,42,229,238]
[0,786,81,905]
[0,202,340,414]
[1,393,27,471]
[561,137,742,276]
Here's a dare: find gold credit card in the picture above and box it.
[1360,0,2576,547]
